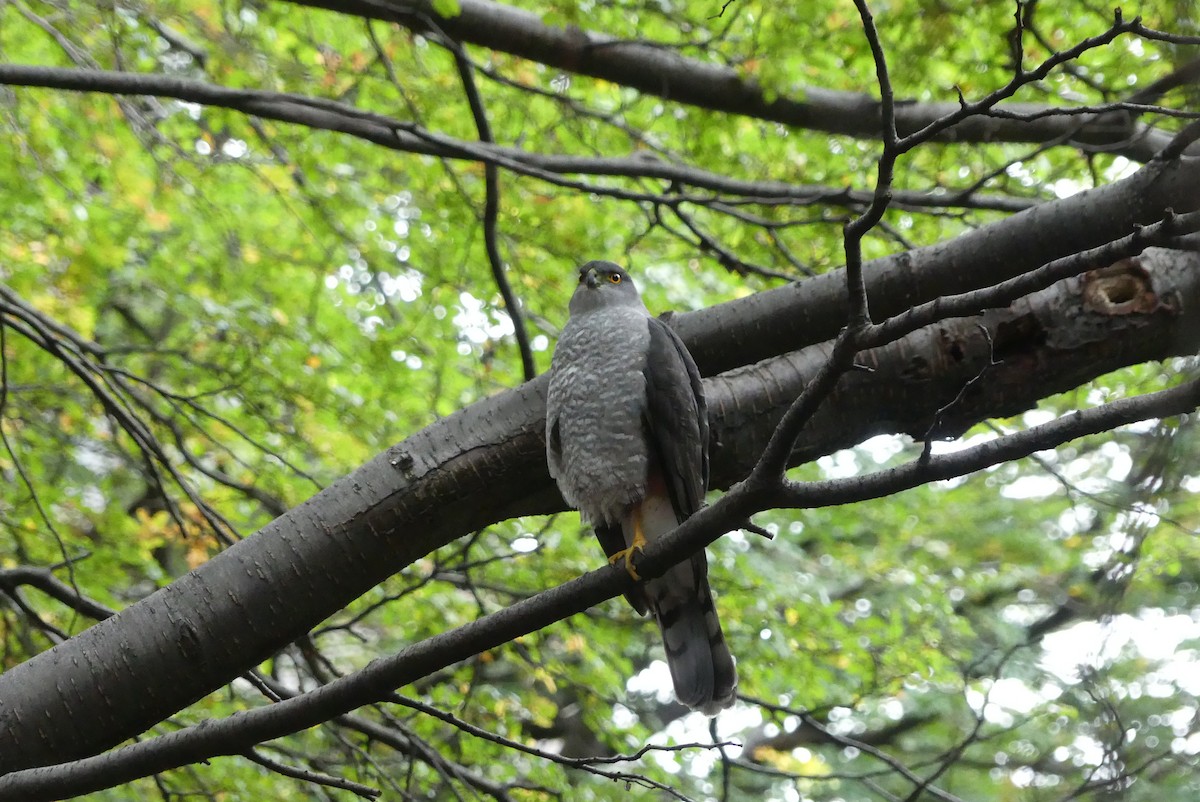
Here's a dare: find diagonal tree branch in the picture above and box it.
[2,371,1196,801]
[0,239,1197,784]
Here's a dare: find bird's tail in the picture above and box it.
[625,493,737,714]
[646,558,737,715]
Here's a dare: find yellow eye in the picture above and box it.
[608,273,622,284]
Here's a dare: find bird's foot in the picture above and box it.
[608,544,644,580]
[608,524,648,581]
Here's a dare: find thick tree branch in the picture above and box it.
[4,6,1195,798]
[285,0,1181,162]
[863,209,1200,347]
[708,248,1200,486]
[2,372,1195,800]
[0,84,1195,760]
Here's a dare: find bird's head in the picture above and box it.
[569,260,645,316]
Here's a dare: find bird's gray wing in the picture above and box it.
[640,317,735,713]
[641,316,708,520]
[545,412,562,481]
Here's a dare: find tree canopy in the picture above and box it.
[1,0,1199,800]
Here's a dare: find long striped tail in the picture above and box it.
[647,553,737,714]
[620,493,737,713]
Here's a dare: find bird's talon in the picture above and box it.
[609,545,643,581]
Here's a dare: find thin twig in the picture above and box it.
[747,0,900,480]
[0,317,84,616]
[242,748,381,799]
[446,39,538,381]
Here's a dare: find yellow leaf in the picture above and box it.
[533,668,557,693]
[186,543,211,569]
[95,133,121,158]
[146,209,172,231]
[134,508,169,547]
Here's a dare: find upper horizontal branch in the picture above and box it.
[704,247,1200,488]
[0,64,1031,214]
[289,0,1176,161]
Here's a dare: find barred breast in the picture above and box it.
[547,305,652,526]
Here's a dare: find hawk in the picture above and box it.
[545,260,736,714]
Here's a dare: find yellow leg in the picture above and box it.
[608,510,648,581]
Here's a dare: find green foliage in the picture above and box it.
[1,0,1197,799]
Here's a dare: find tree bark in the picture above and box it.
[707,248,1200,486]
[1,249,1197,798]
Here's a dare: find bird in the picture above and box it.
[545,260,737,714]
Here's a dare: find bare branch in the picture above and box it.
[445,37,538,381]
[748,0,900,480]
[0,64,1037,215]
[241,749,381,800]
[776,379,1200,507]
[2,373,1195,800]
[393,694,726,791]
[0,567,115,621]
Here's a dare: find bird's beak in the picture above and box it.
[584,269,598,289]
